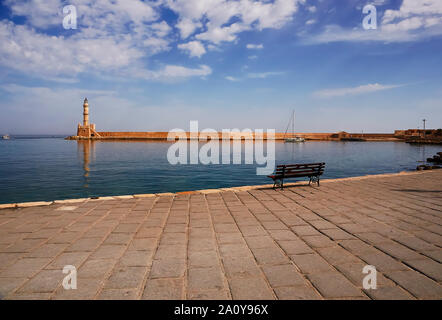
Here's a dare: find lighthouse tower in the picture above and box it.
[77,98,99,138]
[83,98,89,126]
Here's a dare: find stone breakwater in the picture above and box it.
[66,131,402,141]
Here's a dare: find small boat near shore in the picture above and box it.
[284,110,305,143]
[2,135,10,140]
[285,137,306,143]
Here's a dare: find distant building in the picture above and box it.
[400,129,442,144]
[401,129,440,138]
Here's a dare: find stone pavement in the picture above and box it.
[0,170,441,300]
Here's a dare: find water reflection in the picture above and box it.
[420,144,426,163]
[77,140,95,189]
[283,140,305,162]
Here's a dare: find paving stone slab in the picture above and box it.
[307,272,365,299]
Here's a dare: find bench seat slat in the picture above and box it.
[276,162,325,167]
[274,169,324,174]
[275,167,324,172]
[275,163,324,171]
[273,169,323,175]
[275,168,323,173]
[269,173,324,179]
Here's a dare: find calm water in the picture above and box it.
[0,137,439,204]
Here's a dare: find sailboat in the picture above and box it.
[284,110,305,143]
[2,134,10,140]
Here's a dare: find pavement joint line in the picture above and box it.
[401,260,442,284]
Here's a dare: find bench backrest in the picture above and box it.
[274,163,325,176]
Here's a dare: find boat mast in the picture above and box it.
[283,109,296,139]
[292,110,295,138]
[283,112,291,139]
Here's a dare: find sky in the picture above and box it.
[0,0,441,135]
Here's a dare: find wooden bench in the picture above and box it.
[267,163,325,189]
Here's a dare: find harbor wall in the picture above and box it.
[68,131,401,141]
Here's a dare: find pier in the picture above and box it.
[0,170,441,300]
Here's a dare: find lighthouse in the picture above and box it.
[83,98,89,126]
[76,98,99,139]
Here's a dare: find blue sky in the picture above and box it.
[0,0,441,134]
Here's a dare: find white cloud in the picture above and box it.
[6,0,158,30]
[150,21,173,38]
[167,0,305,44]
[314,83,403,98]
[382,0,442,24]
[246,43,264,49]
[0,1,216,82]
[307,0,442,44]
[306,19,316,25]
[248,55,258,60]
[0,21,143,76]
[178,41,207,58]
[1,83,115,97]
[226,71,283,81]
[0,0,308,82]
[247,71,284,79]
[207,44,221,51]
[144,65,212,82]
[196,22,247,44]
[225,76,240,82]
[176,18,202,39]
[5,0,64,29]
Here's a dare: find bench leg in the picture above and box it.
[309,176,320,187]
[273,179,284,190]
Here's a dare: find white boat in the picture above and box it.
[285,137,305,143]
[284,110,305,143]
[2,135,10,140]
